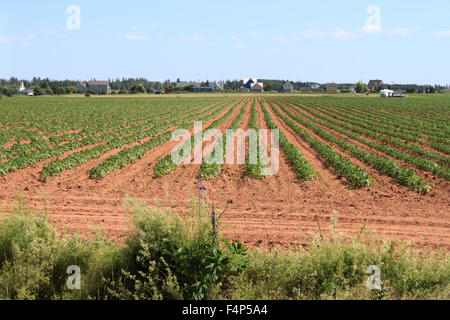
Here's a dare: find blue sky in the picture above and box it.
[1,0,449,84]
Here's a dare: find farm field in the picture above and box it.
[0,94,449,250]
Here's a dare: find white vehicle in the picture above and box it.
[380,89,394,97]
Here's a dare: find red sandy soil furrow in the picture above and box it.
[0,120,178,195]
[260,101,449,248]
[178,98,248,168]
[0,97,448,251]
[263,101,347,193]
[283,102,450,193]
[0,102,222,194]
[3,197,447,232]
[306,102,450,159]
[100,98,244,194]
[216,98,253,181]
[2,104,212,162]
[131,98,249,207]
[0,101,233,219]
[219,210,450,250]
[270,101,381,191]
[0,98,238,194]
[294,102,450,166]
[211,99,318,245]
[310,102,448,155]
[272,100,417,195]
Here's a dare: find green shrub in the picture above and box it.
[0,199,448,300]
[0,202,123,299]
[212,217,450,300]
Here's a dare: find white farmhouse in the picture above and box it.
[18,80,34,96]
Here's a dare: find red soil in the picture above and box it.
[0,97,448,251]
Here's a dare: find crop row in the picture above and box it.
[301,101,450,153]
[1,101,218,163]
[283,102,450,180]
[0,101,222,177]
[297,102,449,167]
[260,100,317,181]
[292,100,450,155]
[267,101,372,189]
[92,99,242,179]
[0,96,223,137]
[197,99,251,179]
[152,99,244,178]
[243,99,269,179]
[47,100,216,145]
[320,100,449,137]
[275,101,432,194]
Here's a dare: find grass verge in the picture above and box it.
[0,199,448,300]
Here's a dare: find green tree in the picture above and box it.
[8,85,19,94]
[184,84,194,92]
[0,87,12,97]
[355,82,368,93]
[32,86,44,96]
[130,84,145,94]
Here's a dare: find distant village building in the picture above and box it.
[282,81,294,93]
[210,81,224,91]
[325,83,338,93]
[77,81,111,94]
[19,81,26,92]
[192,81,223,92]
[250,83,264,92]
[368,79,383,90]
[310,84,322,93]
[242,78,264,92]
[18,80,33,96]
[243,78,257,89]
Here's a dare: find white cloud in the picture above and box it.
[435,30,450,37]
[360,25,382,34]
[124,34,148,41]
[230,35,240,41]
[299,28,359,40]
[0,33,37,45]
[299,29,326,38]
[386,28,419,36]
[330,28,360,40]
[38,29,57,36]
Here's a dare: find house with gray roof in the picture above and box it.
[283,81,294,93]
[77,81,111,94]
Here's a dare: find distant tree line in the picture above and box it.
[0,76,448,96]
